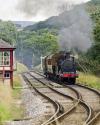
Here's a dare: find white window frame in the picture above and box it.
[0,51,10,66]
[0,52,3,66]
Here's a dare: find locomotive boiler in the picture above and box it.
[42,51,78,84]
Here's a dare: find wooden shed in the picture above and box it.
[0,39,16,87]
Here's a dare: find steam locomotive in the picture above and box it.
[42,51,78,84]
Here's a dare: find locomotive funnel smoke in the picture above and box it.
[58,5,93,52]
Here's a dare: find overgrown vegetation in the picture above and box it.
[0,20,17,44]
[16,62,28,74]
[0,63,27,122]
[0,85,23,122]
[16,29,58,66]
[77,72,100,89]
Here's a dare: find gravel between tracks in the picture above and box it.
[5,75,47,125]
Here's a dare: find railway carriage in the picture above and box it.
[42,51,78,84]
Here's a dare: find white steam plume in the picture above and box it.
[58,5,93,52]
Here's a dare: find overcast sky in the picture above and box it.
[0,0,90,21]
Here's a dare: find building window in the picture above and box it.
[48,59,52,65]
[4,72,10,79]
[0,52,3,65]
[0,51,10,66]
[4,52,10,66]
[0,72,3,79]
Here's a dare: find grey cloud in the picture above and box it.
[17,0,70,18]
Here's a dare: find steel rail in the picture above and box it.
[31,70,100,124]
[30,70,82,100]
[87,112,100,125]
[29,71,93,125]
[22,74,62,125]
[24,73,79,125]
[75,83,100,125]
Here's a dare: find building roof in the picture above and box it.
[0,39,16,49]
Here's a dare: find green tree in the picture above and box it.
[0,20,17,44]
[24,29,58,56]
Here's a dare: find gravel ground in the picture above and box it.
[5,75,47,125]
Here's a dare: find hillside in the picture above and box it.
[24,5,88,31]
[13,21,35,28]
[89,0,100,5]
[24,0,100,31]
[24,7,85,31]
[24,16,61,31]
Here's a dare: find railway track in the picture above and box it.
[26,71,93,125]
[72,84,100,125]
[71,84,100,113]
[57,84,100,125]
[30,70,100,125]
[87,112,100,125]
[23,73,61,125]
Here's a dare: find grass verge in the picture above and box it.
[77,72,100,90]
[0,62,28,122]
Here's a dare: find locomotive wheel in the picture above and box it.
[47,74,50,79]
[45,73,47,78]
[70,78,76,84]
[47,74,53,80]
[59,77,64,82]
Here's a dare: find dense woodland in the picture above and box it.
[0,0,100,74]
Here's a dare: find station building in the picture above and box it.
[0,39,16,87]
